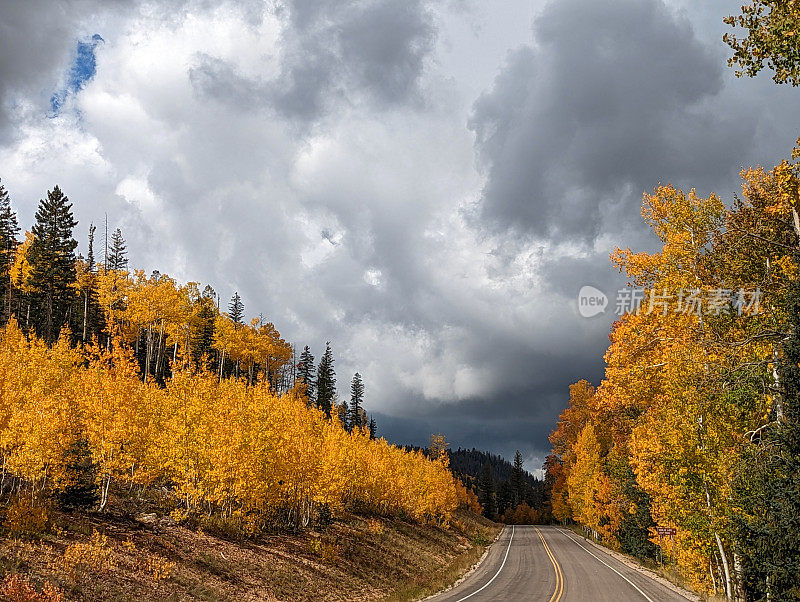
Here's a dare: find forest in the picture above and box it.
[0,181,481,539]
[546,158,800,599]
[448,448,545,524]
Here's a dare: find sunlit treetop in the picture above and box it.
[724,1,800,85]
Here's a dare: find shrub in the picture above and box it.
[307,537,338,562]
[0,574,64,602]
[366,517,384,536]
[61,529,117,579]
[146,554,175,581]
[3,500,48,537]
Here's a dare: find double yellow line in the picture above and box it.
[536,527,564,602]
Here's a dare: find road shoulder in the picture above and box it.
[419,525,505,601]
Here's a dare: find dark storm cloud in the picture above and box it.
[469,0,755,242]
[190,0,437,119]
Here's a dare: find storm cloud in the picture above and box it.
[469,0,757,243]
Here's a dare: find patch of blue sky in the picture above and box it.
[50,34,104,114]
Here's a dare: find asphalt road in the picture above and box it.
[428,526,692,602]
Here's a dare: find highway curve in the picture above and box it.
[428,525,692,601]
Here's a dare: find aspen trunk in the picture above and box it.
[155,320,164,379]
[99,474,112,511]
[144,326,152,383]
[734,553,745,602]
[82,291,88,341]
[714,531,732,600]
[710,560,718,596]
[772,347,784,421]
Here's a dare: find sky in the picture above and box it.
[1,0,799,475]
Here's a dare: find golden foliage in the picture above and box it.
[3,500,48,537]
[61,530,117,579]
[0,320,459,528]
[145,554,176,581]
[548,177,782,592]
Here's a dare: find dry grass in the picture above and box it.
[0,506,500,601]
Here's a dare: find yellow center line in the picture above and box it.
[536,527,564,602]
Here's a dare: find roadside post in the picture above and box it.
[656,527,677,570]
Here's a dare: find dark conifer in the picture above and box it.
[348,372,365,431]
[478,461,496,519]
[297,345,316,406]
[58,437,98,510]
[228,291,244,325]
[29,186,78,342]
[0,180,20,322]
[191,285,217,368]
[108,227,128,270]
[510,450,524,507]
[732,267,800,600]
[316,342,336,418]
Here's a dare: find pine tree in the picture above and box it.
[478,461,496,519]
[316,342,336,418]
[510,450,525,507]
[348,372,365,431]
[0,180,20,323]
[58,437,98,510]
[191,285,217,369]
[228,291,244,325]
[29,186,78,342]
[108,227,128,271]
[368,416,377,439]
[297,345,316,405]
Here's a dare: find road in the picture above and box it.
[428,526,692,601]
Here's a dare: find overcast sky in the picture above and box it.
[1,0,798,474]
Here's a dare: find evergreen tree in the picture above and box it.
[732,268,800,600]
[29,186,78,342]
[368,416,377,439]
[478,461,496,519]
[496,480,513,518]
[191,285,217,369]
[348,372,365,431]
[0,179,20,323]
[297,345,316,405]
[228,291,244,325]
[58,437,98,510]
[613,461,657,562]
[316,342,336,418]
[108,227,128,271]
[510,450,525,507]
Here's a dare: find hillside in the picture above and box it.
[448,449,546,519]
[0,505,499,601]
[448,448,541,488]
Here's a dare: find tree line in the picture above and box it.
[0,180,376,433]
[546,156,800,600]
[0,180,481,530]
[448,448,546,524]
